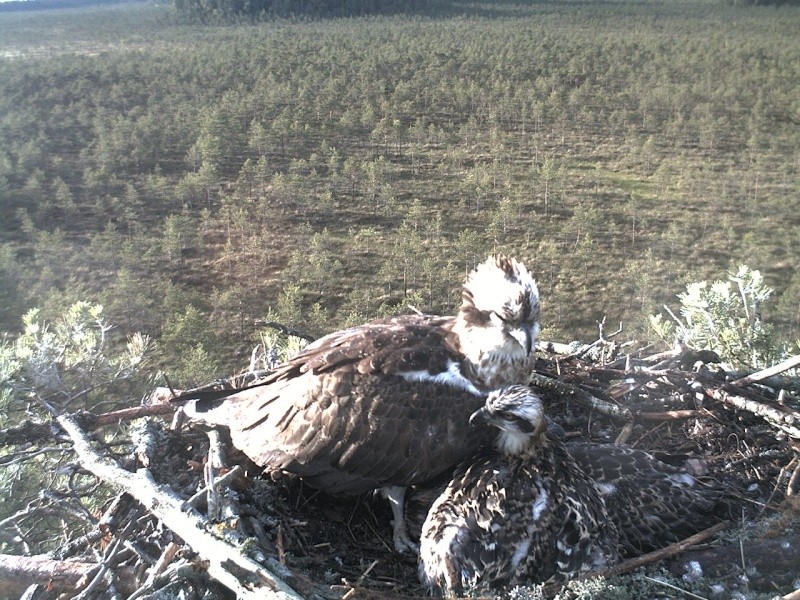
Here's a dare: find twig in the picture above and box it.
[187,464,244,509]
[140,541,181,591]
[529,373,632,421]
[127,561,200,600]
[81,403,176,429]
[637,410,706,421]
[543,520,730,598]
[788,459,800,496]
[706,386,800,439]
[731,354,800,387]
[642,575,709,600]
[256,320,317,343]
[72,537,123,599]
[55,413,304,599]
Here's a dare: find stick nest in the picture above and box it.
[4,342,800,600]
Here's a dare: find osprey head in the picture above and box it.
[459,255,540,355]
[470,385,546,456]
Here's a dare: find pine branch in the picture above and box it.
[55,413,304,600]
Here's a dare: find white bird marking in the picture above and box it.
[400,360,483,396]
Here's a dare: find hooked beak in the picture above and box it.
[509,324,536,355]
[469,407,489,428]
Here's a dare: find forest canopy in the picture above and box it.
[1,2,799,597]
[0,0,798,385]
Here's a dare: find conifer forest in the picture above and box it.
[1,1,800,597]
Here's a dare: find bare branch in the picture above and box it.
[55,413,304,599]
[731,354,800,388]
[0,553,100,597]
[256,320,317,343]
[706,386,800,439]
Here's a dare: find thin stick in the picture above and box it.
[82,403,176,429]
[731,354,800,387]
[542,521,730,597]
[642,575,709,600]
[638,410,705,421]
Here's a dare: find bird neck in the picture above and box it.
[495,430,542,458]
[451,318,533,390]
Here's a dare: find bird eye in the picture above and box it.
[502,413,535,433]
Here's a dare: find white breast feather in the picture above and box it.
[668,473,696,486]
[531,489,549,520]
[595,482,617,495]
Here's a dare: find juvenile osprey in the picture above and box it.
[182,255,540,551]
[418,386,619,596]
[566,443,726,556]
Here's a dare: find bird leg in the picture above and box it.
[381,485,418,553]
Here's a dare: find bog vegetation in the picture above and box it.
[0,0,799,388]
[0,2,799,596]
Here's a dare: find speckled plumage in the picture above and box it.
[566,443,725,556]
[181,255,540,551]
[419,386,619,596]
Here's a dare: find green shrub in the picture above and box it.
[649,266,793,370]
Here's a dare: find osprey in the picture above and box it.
[418,385,619,596]
[182,255,540,551]
[566,443,726,557]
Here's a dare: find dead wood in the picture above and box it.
[55,413,304,599]
[706,386,800,439]
[0,554,100,597]
[731,353,800,388]
[256,320,317,343]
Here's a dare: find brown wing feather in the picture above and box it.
[566,442,724,555]
[265,314,457,380]
[190,313,485,495]
[225,370,488,494]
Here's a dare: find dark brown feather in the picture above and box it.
[419,387,618,596]
[566,442,726,556]
[188,315,491,495]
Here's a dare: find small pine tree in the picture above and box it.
[0,302,152,552]
[650,266,790,370]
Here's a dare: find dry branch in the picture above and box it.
[0,554,100,597]
[80,403,176,429]
[529,373,632,421]
[706,386,800,439]
[731,353,800,387]
[55,413,304,599]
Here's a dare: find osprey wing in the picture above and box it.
[263,314,456,379]
[566,443,724,555]
[187,313,488,495]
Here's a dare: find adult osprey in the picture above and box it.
[566,443,726,556]
[182,255,540,551]
[418,385,619,596]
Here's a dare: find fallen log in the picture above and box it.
[0,554,104,597]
